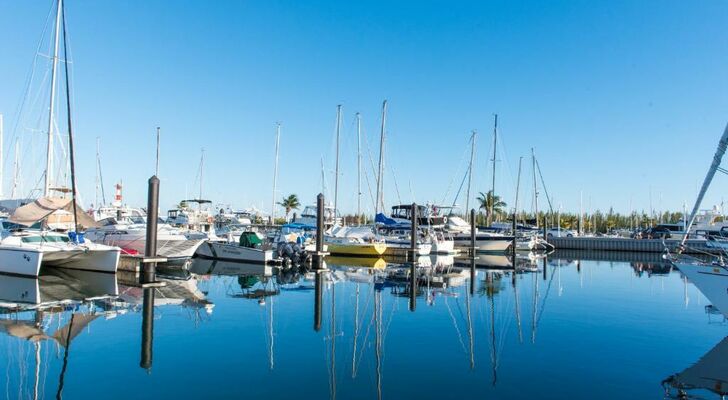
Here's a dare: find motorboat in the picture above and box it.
[195,231,278,264]
[84,215,204,260]
[325,225,387,257]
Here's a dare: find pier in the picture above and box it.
[548,236,720,254]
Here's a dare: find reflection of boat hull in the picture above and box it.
[0,268,118,305]
[195,241,274,263]
[189,258,274,276]
[327,242,387,257]
[326,256,386,269]
[453,235,513,252]
[663,336,728,398]
[675,261,728,318]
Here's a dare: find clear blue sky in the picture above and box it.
[1,0,727,216]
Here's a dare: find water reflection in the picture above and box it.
[0,252,725,399]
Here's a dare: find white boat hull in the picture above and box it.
[0,246,43,277]
[196,241,274,263]
[453,235,512,252]
[675,261,728,318]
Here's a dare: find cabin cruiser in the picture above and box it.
[293,204,340,228]
[84,215,204,260]
[386,204,448,227]
[444,215,513,252]
[0,197,120,276]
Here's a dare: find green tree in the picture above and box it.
[477,190,507,225]
[277,194,300,221]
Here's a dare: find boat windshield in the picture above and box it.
[21,235,70,243]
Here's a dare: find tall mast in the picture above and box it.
[532,148,539,228]
[155,127,160,177]
[489,114,498,225]
[60,0,78,232]
[44,0,63,197]
[514,156,523,220]
[11,142,19,198]
[199,148,205,199]
[0,114,3,199]
[95,137,100,207]
[334,105,342,218]
[682,122,728,247]
[272,123,280,220]
[375,100,387,215]
[465,130,476,221]
[356,112,362,225]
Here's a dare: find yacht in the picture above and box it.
[84,215,204,260]
[445,215,513,252]
[293,204,340,228]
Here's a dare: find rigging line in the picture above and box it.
[535,158,554,214]
[441,137,473,205]
[360,122,377,211]
[451,163,471,210]
[5,0,55,168]
[387,160,402,206]
[443,296,468,355]
[536,266,557,326]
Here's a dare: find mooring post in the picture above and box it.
[143,176,159,284]
[409,262,417,312]
[470,208,476,257]
[314,269,323,332]
[542,216,547,242]
[140,287,155,371]
[410,203,418,260]
[316,193,324,253]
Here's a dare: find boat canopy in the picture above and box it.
[375,213,411,228]
[8,197,99,229]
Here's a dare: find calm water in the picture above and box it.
[0,252,725,399]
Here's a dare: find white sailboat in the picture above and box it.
[0,0,120,277]
[667,122,728,318]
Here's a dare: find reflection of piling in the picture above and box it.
[469,257,476,296]
[470,209,476,257]
[409,203,418,260]
[543,255,547,281]
[314,270,324,332]
[409,263,417,312]
[143,176,160,283]
[140,287,155,371]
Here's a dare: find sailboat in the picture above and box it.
[0,0,120,277]
[666,123,728,318]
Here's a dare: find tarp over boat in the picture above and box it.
[8,197,98,230]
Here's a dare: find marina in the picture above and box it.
[0,0,727,398]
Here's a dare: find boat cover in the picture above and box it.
[8,197,99,229]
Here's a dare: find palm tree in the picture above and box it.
[477,190,507,225]
[277,194,300,221]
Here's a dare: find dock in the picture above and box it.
[547,237,719,254]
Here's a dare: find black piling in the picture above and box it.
[316,193,324,253]
[140,287,155,371]
[542,217,547,242]
[410,203,418,260]
[314,269,324,332]
[470,209,476,257]
[143,176,160,284]
[409,263,417,312]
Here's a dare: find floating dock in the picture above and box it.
[548,237,719,254]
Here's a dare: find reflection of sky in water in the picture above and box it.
[0,257,725,399]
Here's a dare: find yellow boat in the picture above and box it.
[325,240,387,257]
